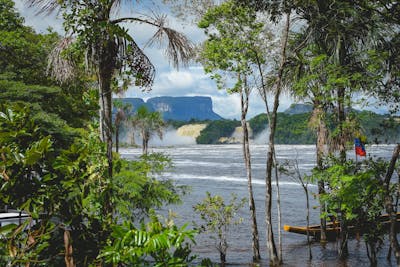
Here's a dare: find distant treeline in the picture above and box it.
[167,111,400,144]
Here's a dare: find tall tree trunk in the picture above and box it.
[274,153,282,263]
[314,103,328,243]
[304,184,312,260]
[264,12,290,266]
[384,144,400,264]
[143,131,149,155]
[99,96,105,142]
[337,86,349,258]
[115,125,119,153]
[240,82,261,261]
[98,35,117,180]
[97,37,117,219]
[99,69,114,177]
[142,135,146,155]
[337,87,346,162]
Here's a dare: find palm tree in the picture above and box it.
[113,100,132,153]
[131,106,164,155]
[285,0,391,257]
[27,0,193,178]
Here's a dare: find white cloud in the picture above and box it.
[125,66,218,97]
[13,2,294,119]
[164,71,194,88]
[212,94,241,119]
[14,1,64,33]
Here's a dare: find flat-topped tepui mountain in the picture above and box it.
[283,103,313,115]
[115,96,223,121]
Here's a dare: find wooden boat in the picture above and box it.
[284,212,400,241]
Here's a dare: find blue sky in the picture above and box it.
[14,1,389,118]
[14,0,296,119]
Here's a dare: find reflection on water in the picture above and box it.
[121,144,398,266]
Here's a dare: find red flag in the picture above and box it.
[354,138,366,156]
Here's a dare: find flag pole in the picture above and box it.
[355,138,358,163]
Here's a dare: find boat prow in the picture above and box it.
[284,213,400,241]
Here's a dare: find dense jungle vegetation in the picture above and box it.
[0,1,195,266]
[190,110,400,144]
[1,0,400,266]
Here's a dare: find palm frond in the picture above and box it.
[26,0,60,14]
[146,14,194,68]
[47,37,77,83]
[119,39,155,91]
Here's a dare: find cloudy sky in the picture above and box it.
[13,1,299,119]
[13,1,387,118]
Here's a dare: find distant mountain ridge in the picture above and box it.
[283,103,313,115]
[115,96,223,121]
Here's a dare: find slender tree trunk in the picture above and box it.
[95,35,118,223]
[314,104,327,243]
[142,136,146,155]
[384,144,400,264]
[317,182,326,242]
[273,153,282,263]
[219,231,227,267]
[240,82,261,261]
[264,12,290,266]
[220,251,226,267]
[115,125,119,153]
[64,230,75,267]
[304,185,312,260]
[336,86,349,258]
[98,71,114,220]
[337,87,346,162]
[99,96,105,142]
[143,131,149,155]
[104,90,113,177]
[98,37,117,180]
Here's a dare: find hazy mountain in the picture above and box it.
[115,96,223,121]
[284,103,313,114]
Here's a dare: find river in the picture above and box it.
[121,144,398,266]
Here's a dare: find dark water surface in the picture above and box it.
[121,144,398,266]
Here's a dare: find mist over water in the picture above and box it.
[228,125,270,144]
[120,126,197,147]
[253,128,270,144]
[149,127,196,146]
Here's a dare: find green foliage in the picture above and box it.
[0,79,96,149]
[132,106,165,154]
[199,0,264,87]
[113,99,133,151]
[251,113,316,144]
[0,104,54,216]
[194,110,400,145]
[314,157,390,248]
[0,2,97,132]
[0,103,63,265]
[113,152,185,221]
[0,1,59,85]
[0,103,186,266]
[196,120,240,144]
[0,0,24,30]
[100,214,197,266]
[193,192,246,264]
[357,110,400,144]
